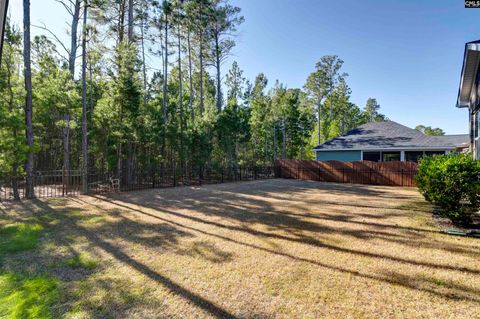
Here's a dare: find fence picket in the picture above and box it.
[274,160,417,187]
[0,166,275,201]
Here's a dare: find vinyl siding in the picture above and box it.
[315,150,362,162]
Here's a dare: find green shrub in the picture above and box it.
[416,153,480,225]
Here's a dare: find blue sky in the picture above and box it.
[8,0,479,133]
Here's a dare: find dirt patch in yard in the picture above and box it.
[1,179,479,318]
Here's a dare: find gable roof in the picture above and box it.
[313,121,469,151]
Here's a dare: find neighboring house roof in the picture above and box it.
[313,121,469,151]
[434,134,470,147]
[457,39,480,108]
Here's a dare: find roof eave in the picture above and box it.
[457,42,480,108]
[313,146,463,152]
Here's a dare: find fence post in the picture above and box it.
[62,169,65,196]
[173,163,177,187]
[401,169,404,187]
[152,169,155,188]
[221,168,224,183]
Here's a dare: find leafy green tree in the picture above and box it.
[415,125,445,136]
[0,0,411,196]
[0,21,25,199]
[32,36,79,170]
[249,73,270,164]
[305,55,346,145]
[363,97,386,122]
[207,0,244,111]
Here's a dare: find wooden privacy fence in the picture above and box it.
[275,160,418,187]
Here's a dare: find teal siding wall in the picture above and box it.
[316,150,361,162]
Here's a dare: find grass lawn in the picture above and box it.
[0,179,479,318]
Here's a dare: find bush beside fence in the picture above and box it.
[274,160,418,187]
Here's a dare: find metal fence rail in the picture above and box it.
[0,166,275,201]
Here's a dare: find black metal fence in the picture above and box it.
[0,166,275,201]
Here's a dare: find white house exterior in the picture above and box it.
[457,40,480,159]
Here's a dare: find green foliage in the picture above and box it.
[363,98,387,122]
[0,273,58,319]
[0,21,26,174]
[1,0,393,181]
[416,153,480,224]
[0,223,44,254]
[62,253,99,269]
[415,125,445,136]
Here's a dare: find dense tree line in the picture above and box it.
[0,0,387,198]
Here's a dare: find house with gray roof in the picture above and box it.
[313,121,469,162]
[457,40,480,159]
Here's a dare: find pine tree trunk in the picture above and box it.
[161,12,168,172]
[63,0,81,193]
[81,0,88,193]
[273,125,276,161]
[215,33,221,112]
[177,26,184,176]
[23,0,34,199]
[127,141,133,186]
[125,0,134,187]
[264,131,268,164]
[119,0,126,43]
[88,59,95,172]
[141,10,147,108]
[187,30,194,119]
[283,119,286,159]
[317,100,321,145]
[6,41,20,199]
[199,30,204,114]
[116,0,127,185]
[127,0,133,42]
[162,15,168,125]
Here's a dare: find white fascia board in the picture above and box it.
[457,43,480,108]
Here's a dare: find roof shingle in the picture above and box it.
[313,121,469,151]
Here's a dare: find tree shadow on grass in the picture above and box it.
[175,241,234,264]
[95,195,480,277]
[25,199,238,319]
[100,181,479,258]
[89,196,480,304]
[4,179,480,317]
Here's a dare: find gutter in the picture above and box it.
[457,41,480,108]
[312,146,462,152]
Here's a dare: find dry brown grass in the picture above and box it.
[1,179,480,318]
